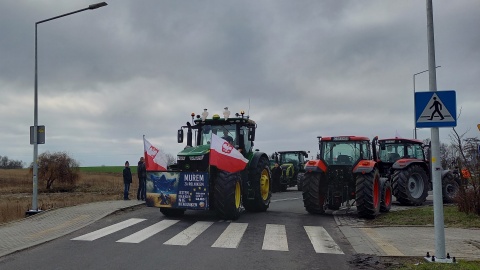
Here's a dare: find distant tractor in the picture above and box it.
[145,109,271,220]
[372,137,460,205]
[272,151,309,191]
[302,136,392,219]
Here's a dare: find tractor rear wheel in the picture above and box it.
[392,165,428,206]
[302,172,326,214]
[380,178,392,213]
[356,169,381,219]
[160,208,186,217]
[243,156,271,212]
[214,171,242,220]
[442,172,459,204]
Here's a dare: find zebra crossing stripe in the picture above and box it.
[211,223,248,248]
[262,224,288,251]
[163,221,213,246]
[116,219,180,243]
[304,226,344,254]
[71,218,146,241]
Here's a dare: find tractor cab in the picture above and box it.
[372,137,426,178]
[320,136,372,167]
[176,109,256,169]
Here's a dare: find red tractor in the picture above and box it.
[372,137,460,205]
[302,136,392,219]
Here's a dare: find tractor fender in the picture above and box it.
[248,151,270,172]
[304,159,327,173]
[392,159,428,171]
[352,160,376,174]
[441,169,461,185]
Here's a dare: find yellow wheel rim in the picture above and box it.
[260,168,270,200]
[235,181,241,209]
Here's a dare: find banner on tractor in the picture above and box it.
[145,171,209,210]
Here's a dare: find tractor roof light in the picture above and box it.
[212,114,221,120]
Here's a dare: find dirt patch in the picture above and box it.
[349,254,425,269]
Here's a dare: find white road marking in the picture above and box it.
[116,219,180,243]
[262,224,288,251]
[304,226,344,254]
[71,218,146,241]
[211,223,248,248]
[163,221,213,246]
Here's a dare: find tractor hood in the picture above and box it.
[178,144,210,156]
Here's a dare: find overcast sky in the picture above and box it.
[1,0,479,167]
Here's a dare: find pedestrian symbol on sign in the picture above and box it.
[428,97,444,120]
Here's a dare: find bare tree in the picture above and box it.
[30,152,80,190]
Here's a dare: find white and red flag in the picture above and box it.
[210,133,248,173]
[143,136,168,171]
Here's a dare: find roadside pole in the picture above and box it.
[426,0,446,261]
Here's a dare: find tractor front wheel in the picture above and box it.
[392,165,428,206]
[356,169,381,219]
[302,172,326,214]
[214,171,242,220]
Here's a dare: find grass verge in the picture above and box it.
[367,205,480,229]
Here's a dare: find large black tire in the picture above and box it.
[160,208,186,217]
[380,178,392,213]
[243,156,271,212]
[297,173,304,191]
[356,169,381,219]
[214,171,242,220]
[302,172,326,214]
[442,172,459,204]
[392,165,428,206]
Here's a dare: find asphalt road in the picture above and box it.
[0,188,358,270]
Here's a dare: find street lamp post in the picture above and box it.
[413,65,440,139]
[28,2,107,215]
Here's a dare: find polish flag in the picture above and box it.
[143,136,168,171]
[210,133,248,173]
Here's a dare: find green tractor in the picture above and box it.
[272,151,309,191]
[145,109,271,220]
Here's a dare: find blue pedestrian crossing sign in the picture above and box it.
[415,90,456,128]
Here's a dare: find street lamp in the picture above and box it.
[28,2,108,215]
[413,65,441,139]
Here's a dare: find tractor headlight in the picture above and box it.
[190,155,204,161]
[177,156,186,161]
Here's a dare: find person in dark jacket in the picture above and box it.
[123,161,132,200]
[137,157,147,201]
[271,163,282,193]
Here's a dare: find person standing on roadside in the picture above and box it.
[122,161,132,200]
[137,157,147,201]
[271,163,282,193]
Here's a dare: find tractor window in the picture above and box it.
[279,153,300,166]
[407,144,425,159]
[199,124,236,146]
[379,144,403,162]
[321,141,371,165]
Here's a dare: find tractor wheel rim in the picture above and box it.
[235,181,241,209]
[408,174,424,198]
[260,168,270,200]
[385,186,392,206]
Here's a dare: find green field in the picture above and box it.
[80,166,138,174]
